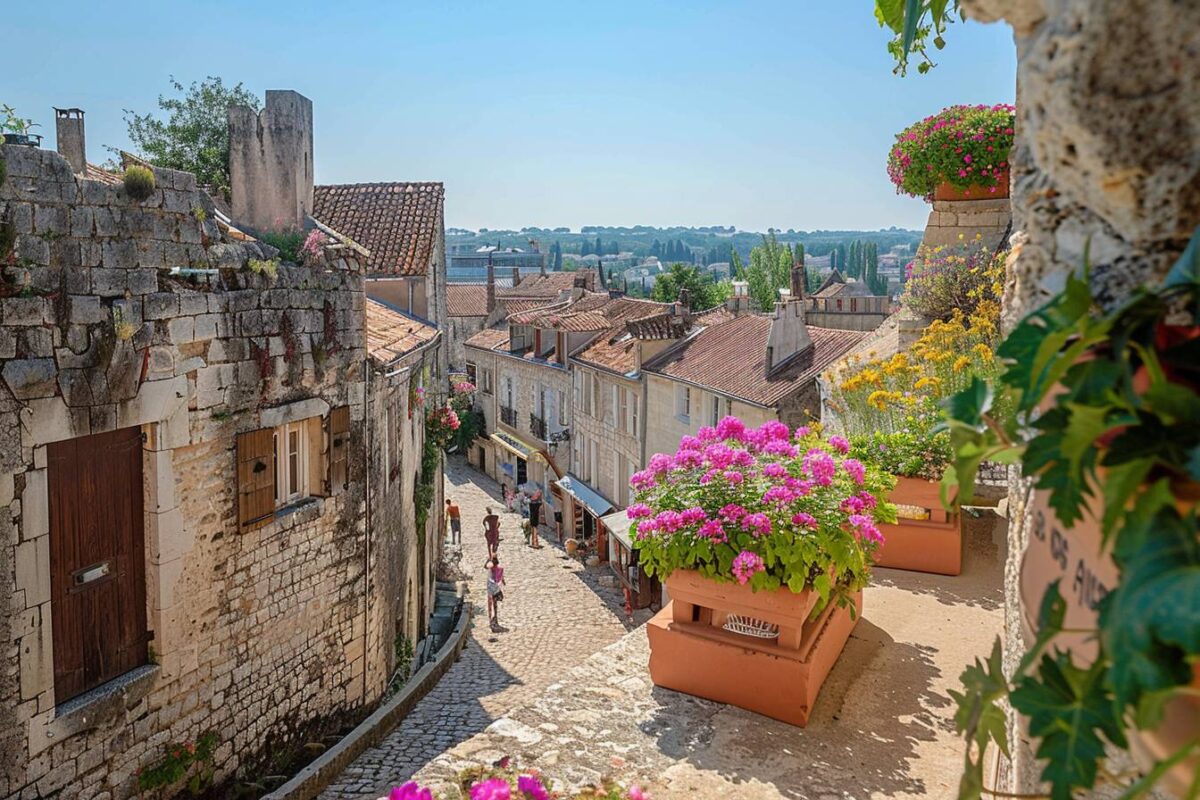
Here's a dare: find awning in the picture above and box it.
[555,474,614,518]
[600,510,635,550]
[490,432,544,462]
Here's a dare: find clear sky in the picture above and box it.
[6,1,1015,233]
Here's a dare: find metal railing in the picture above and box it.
[530,414,548,440]
[500,406,517,427]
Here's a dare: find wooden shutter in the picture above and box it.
[328,405,351,496]
[237,427,275,531]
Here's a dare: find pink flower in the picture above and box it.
[731,550,765,584]
[843,458,866,486]
[470,779,512,800]
[628,786,648,800]
[792,512,817,528]
[840,495,866,514]
[698,519,727,542]
[857,491,878,510]
[648,453,674,474]
[715,416,746,441]
[849,514,884,545]
[630,470,656,490]
[762,462,787,479]
[803,449,836,486]
[719,503,747,522]
[741,512,771,537]
[517,775,550,800]
[626,503,652,519]
[828,435,850,454]
[722,469,744,485]
[390,782,434,800]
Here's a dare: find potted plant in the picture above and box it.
[1,105,42,147]
[826,292,1004,575]
[943,229,1200,799]
[631,417,896,726]
[887,104,1015,201]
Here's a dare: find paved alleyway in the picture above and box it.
[319,458,649,799]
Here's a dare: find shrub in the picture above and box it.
[259,228,304,263]
[122,165,156,201]
[901,241,1005,322]
[630,418,896,611]
[849,420,952,482]
[887,104,1015,199]
[246,258,279,278]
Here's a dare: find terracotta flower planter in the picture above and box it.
[933,167,1010,201]
[647,569,859,727]
[873,476,962,576]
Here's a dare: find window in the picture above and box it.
[592,375,602,419]
[617,387,629,434]
[574,370,586,414]
[274,421,310,505]
[710,394,724,427]
[630,391,640,435]
[557,389,567,427]
[615,452,627,506]
[481,367,493,394]
[608,384,618,427]
[387,387,400,478]
[466,362,477,384]
[675,385,691,421]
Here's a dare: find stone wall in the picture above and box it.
[446,315,486,372]
[960,0,1200,795]
[228,90,314,233]
[570,365,640,508]
[920,197,1012,251]
[0,143,411,799]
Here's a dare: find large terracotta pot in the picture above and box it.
[1021,483,1199,793]
[933,167,1010,201]
[873,476,962,576]
[647,569,859,727]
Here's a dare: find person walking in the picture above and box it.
[527,490,542,549]
[445,498,461,544]
[486,556,506,630]
[482,506,500,559]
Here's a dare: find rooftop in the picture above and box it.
[497,270,596,299]
[447,283,490,317]
[312,182,444,276]
[644,314,868,407]
[364,298,438,364]
[812,269,884,299]
[463,327,512,352]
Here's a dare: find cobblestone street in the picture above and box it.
[319,459,651,799]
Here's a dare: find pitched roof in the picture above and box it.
[692,305,736,328]
[625,311,691,340]
[497,270,595,298]
[813,269,847,295]
[312,182,443,276]
[464,327,511,351]
[509,294,669,333]
[365,298,438,364]
[573,328,639,374]
[447,283,490,317]
[644,315,868,407]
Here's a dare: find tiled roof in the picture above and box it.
[464,327,511,351]
[814,279,880,299]
[497,270,595,298]
[365,299,438,364]
[509,294,669,333]
[644,315,868,407]
[312,182,444,276]
[573,328,638,374]
[447,283,490,317]
[503,299,559,315]
[693,306,736,328]
[85,163,122,186]
[625,312,691,340]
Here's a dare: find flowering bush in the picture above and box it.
[902,240,1005,322]
[299,229,327,262]
[848,421,951,483]
[378,761,650,800]
[628,417,896,610]
[426,404,462,450]
[887,104,1015,199]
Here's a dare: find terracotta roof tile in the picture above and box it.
[497,270,596,298]
[693,306,736,328]
[625,312,690,340]
[365,299,438,364]
[573,327,639,374]
[644,316,868,407]
[509,294,669,332]
[447,283,490,317]
[464,327,511,351]
[312,182,443,276]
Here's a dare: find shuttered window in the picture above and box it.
[237,428,276,531]
[328,405,351,495]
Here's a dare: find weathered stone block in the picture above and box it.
[1,297,45,326]
[101,239,138,269]
[92,206,118,237]
[127,268,159,296]
[193,313,221,341]
[143,293,179,320]
[7,201,33,234]
[69,206,94,237]
[20,468,47,541]
[91,269,127,297]
[178,293,208,316]
[58,368,94,406]
[16,234,50,266]
[19,622,52,701]
[68,295,104,325]
[14,534,50,607]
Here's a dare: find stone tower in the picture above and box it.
[228,90,314,233]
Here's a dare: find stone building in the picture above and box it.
[804,269,893,332]
[445,283,490,371]
[642,271,867,461]
[920,196,1012,251]
[0,93,445,799]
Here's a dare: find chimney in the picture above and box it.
[725,280,750,316]
[608,288,625,299]
[677,287,690,317]
[765,284,813,375]
[54,108,86,174]
[228,90,314,234]
[486,264,496,314]
[511,267,521,288]
[790,266,806,301]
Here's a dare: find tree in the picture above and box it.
[597,260,607,288]
[594,236,604,257]
[829,247,838,271]
[651,263,728,310]
[124,76,260,201]
[866,242,887,295]
[651,239,663,259]
[553,241,563,271]
[796,242,805,267]
[581,239,593,256]
[745,233,794,311]
[731,248,745,280]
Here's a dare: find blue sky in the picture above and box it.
[6,1,1015,232]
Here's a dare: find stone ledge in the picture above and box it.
[29,664,160,756]
[263,583,472,800]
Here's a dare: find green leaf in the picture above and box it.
[900,0,924,61]
[1009,652,1124,799]
[1099,459,1153,542]
[1164,224,1200,292]
[950,638,1009,800]
[1114,737,1200,800]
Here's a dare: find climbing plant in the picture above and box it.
[875,0,963,76]
[942,230,1200,799]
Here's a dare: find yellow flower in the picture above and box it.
[953,355,971,372]
[867,390,892,411]
[972,343,993,361]
[915,376,942,391]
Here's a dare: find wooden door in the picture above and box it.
[48,426,147,704]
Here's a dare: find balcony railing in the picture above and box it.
[500,406,517,427]
[530,414,548,441]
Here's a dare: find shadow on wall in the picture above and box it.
[869,509,1008,612]
[641,619,947,798]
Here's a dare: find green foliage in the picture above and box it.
[246,258,279,279]
[745,232,796,311]
[901,241,1005,322]
[888,104,1015,199]
[650,262,727,310]
[124,76,259,200]
[137,732,218,794]
[943,228,1200,799]
[850,421,952,482]
[393,632,414,684]
[875,0,962,76]
[0,221,15,262]
[122,165,157,201]
[258,228,304,264]
[0,104,39,136]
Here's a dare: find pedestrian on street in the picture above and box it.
[445,498,461,544]
[483,506,500,558]
[486,556,506,630]
[527,490,542,549]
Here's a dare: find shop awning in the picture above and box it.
[555,474,614,518]
[490,431,544,462]
[600,510,635,550]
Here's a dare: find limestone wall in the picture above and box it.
[0,143,406,799]
[960,0,1200,795]
[570,364,641,508]
[920,197,1012,251]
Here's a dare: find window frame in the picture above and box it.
[273,420,311,507]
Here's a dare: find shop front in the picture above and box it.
[599,510,660,610]
[555,474,613,559]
